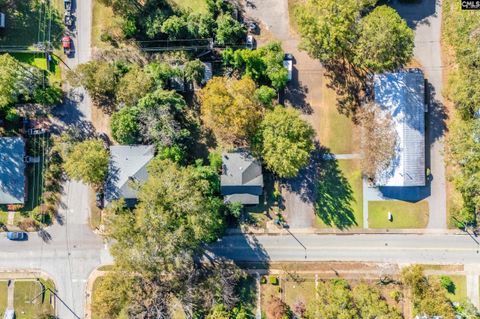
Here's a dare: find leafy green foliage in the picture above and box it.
[0,53,42,111]
[33,86,62,106]
[184,59,206,85]
[400,265,455,318]
[215,14,246,46]
[63,139,109,187]
[446,118,480,225]
[67,61,119,104]
[200,76,264,146]
[116,65,154,106]
[353,6,414,72]
[439,275,455,294]
[110,106,140,144]
[254,106,315,178]
[255,86,277,107]
[137,89,191,147]
[308,279,401,319]
[104,158,224,274]
[295,0,413,73]
[223,42,288,89]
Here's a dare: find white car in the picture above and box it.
[246,35,254,50]
[283,53,293,81]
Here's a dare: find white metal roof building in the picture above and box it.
[374,69,426,187]
[0,137,25,204]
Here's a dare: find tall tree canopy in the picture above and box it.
[222,42,288,89]
[308,279,402,319]
[137,89,191,148]
[0,54,41,111]
[295,0,413,73]
[104,159,224,274]
[200,76,264,146]
[254,106,315,178]
[63,139,109,187]
[353,6,414,72]
[110,106,140,144]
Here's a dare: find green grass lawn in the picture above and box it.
[283,279,316,307]
[0,281,8,317]
[14,280,54,319]
[318,77,359,155]
[10,53,61,85]
[429,275,467,303]
[0,0,63,47]
[168,0,208,13]
[315,159,363,229]
[368,200,429,229]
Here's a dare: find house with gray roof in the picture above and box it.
[374,69,426,187]
[0,137,26,204]
[220,152,263,205]
[105,145,155,207]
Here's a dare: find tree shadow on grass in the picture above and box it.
[314,149,357,229]
[283,143,358,229]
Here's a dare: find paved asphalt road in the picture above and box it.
[211,233,480,264]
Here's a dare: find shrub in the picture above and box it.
[439,275,455,294]
[17,218,37,231]
[269,276,279,285]
[261,276,267,284]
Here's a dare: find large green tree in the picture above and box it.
[215,14,246,46]
[136,89,190,147]
[63,139,109,187]
[295,0,363,64]
[116,65,153,106]
[104,159,224,274]
[0,54,41,111]
[353,6,414,73]
[254,106,315,178]
[200,76,264,146]
[222,42,288,89]
[110,106,140,144]
[67,61,119,104]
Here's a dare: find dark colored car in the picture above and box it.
[6,232,28,241]
[96,192,104,209]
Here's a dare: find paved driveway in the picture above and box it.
[389,0,447,229]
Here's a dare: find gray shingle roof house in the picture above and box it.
[105,145,155,207]
[0,137,25,204]
[220,152,263,205]
[374,69,426,187]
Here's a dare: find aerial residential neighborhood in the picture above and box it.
[0,0,478,318]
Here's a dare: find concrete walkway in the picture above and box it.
[7,280,13,309]
[465,264,480,308]
[7,212,14,227]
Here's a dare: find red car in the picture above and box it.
[62,35,72,54]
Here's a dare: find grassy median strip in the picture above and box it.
[368,200,429,229]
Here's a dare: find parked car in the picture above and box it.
[246,35,254,50]
[64,12,74,28]
[96,192,104,209]
[62,35,72,55]
[6,232,27,241]
[283,53,293,82]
